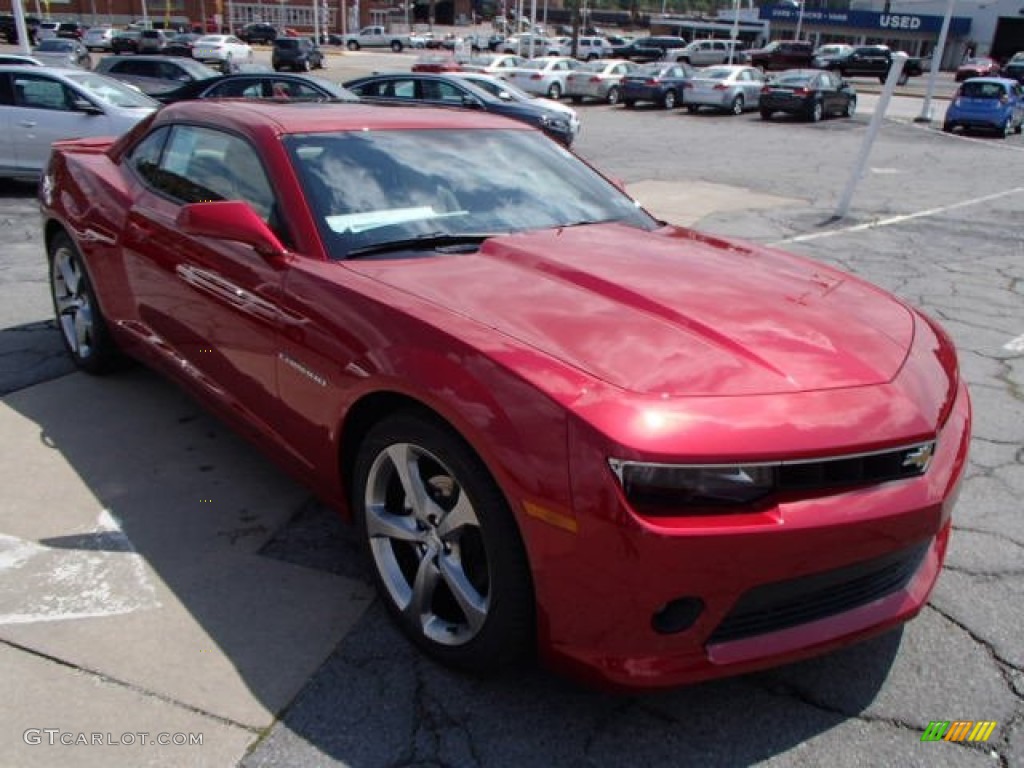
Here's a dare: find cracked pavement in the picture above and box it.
[1,88,1021,767]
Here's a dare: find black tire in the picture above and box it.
[352,411,535,673]
[301,58,311,72]
[844,96,856,118]
[878,75,887,84]
[48,232,119,374]
[547,81,561,99]
[347,40,359,51]
[570,95,582,104]
[1002,118,1013,139]
[623,99,635,108]
[942,122,954,133]
[808,100,823,123]
[662,89,677,109]
[606,86,620,105]
[391,40,403,53]
[760,108,772,120]
[897,71,909,86]
[1015,121,1022,135]
[730,94,744,115]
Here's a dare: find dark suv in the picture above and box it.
[239,22,278,45]
[272,37,324,71]
[748,40,814,71]
[612,36,688,63]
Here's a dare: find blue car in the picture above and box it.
[620,62,694,109]
[943,77,1023,138]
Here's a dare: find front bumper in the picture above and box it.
[529,377,971,690]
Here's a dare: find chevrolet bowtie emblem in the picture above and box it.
[902,443,935,473]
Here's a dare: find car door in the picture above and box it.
[9,71,113,173]
[742,67,765,104]
[119,124,288,431]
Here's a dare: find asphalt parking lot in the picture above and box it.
[1,46,1022,767]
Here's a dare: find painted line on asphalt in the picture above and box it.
[771,186,1024,246]
[1005,334,1024,353]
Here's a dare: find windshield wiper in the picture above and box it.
[345,232,501,259]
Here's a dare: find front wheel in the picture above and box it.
[48,232,119,374]
[662,89,677,109]
[606,86,620,105]
[352,412,535,673]
[301,58,311,72]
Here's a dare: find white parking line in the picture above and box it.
[1005,334,1024,353]
[771,187,1024,245]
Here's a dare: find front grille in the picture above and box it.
[776,441,935,493]
[708,542,929,643]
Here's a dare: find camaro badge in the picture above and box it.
[902,443,935,473]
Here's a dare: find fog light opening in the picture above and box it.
[652,597,705,635]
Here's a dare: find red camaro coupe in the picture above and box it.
[40,101,971,689]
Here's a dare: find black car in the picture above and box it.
[238,22,278,45]
[272,37,324,71]
[111,29,142,54]
[343,72,578,146]
[165,32,201,57]
[94,54,222,95]
[612,36,688,63]
[759,69,856,122]
[156,72,356,103]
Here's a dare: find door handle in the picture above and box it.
[18,121,37,128]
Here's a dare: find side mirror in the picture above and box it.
[73,98,103,114]
[176,201,287,260]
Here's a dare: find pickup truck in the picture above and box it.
[663,39,745,66]
[341,26,412,53]
[822,45,925,85]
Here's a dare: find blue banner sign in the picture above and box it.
[759,6,971,36]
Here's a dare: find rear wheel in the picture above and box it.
[606,86,620,105]
[352,411,535,673]
[686,104,699,114]
[662,89,677,109]
[547,82,561,99]
[623,99,635,108]
[808,100,823,123]
[844,96,856,118]
[391,40,403,53]
[730,94,744,115]
[48,232,119,374]
[347,40,359,51]
[1002,118,1013,138]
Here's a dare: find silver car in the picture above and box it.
[505,56,581,100]
[83,26,115,52]
[31,39,92,70]
[683,65,765,115]
[0,67,158,180]
[564,59,636,104]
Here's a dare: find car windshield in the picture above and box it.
[284,129,657,259]
[774,72,813,86]
[36,39,73,52]
[66,72,160,108]
[960,81,1007,99]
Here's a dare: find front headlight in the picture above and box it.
[608,459,775,516]
[539,113,569,130]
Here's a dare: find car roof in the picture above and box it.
[151,99,532,137]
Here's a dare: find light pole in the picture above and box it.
[794,0,805,41]
[915,0,955,124]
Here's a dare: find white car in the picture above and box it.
[502,34,558,57]
[457,53,526,78]
[83,26,115,52]
[0,66,158,180]
[36,22,59,41]
[564,59,636,104]
[453,71,581,140]
[192,35,254,71]
[505,56,581,99]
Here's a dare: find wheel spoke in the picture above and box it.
[406,544,441,621]
[436,492,477,540]
[438,552,488,632]
[57,252,80,297]
[74,304,93,351]
[385,443,445,522]
[364,502,427,543]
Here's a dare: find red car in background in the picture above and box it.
[411,53,463,73]
[39,100,970,689]
[956,57,1001,81]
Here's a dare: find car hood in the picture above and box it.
[351,223,914,397]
